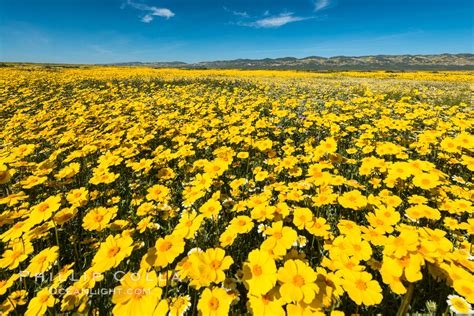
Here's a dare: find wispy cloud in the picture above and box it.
[237,13,310,28]
[123,0,174,23]
[141,15,154,23]
[253,13,308,28]
[224,5,313,29]
[223,6,249,18]
[314,0,332,11]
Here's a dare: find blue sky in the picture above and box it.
[0,0,472,63]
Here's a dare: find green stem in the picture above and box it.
[397,282,415,316]
[164,270,170,299]
[191,290,198,316]
[53,221,61,268]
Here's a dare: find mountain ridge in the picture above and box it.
[109,53,474,70]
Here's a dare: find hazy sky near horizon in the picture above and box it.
[0,0,472,63]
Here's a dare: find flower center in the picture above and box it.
[394,237,405,247]
[461,285,472,295]
[252,265,263,276]
[210,260,221,269]
[107,246,120,258]
[39,293,50,303]
[37,204,49,213]
[37,255,47,264]
[131,287,146,300]
[421,178,431,185]
[11,251,22,260]
[355,279,367,291]
[208,297,219,310]
[345,261,356,269]
[293,275,305,287]
[159,241,172,252]
[453,300,466,311]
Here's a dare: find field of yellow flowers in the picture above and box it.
[0,66,473,315]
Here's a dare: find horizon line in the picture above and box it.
[1,52,473,66]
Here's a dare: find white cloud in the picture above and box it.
[226,6,311,29]
[148,7,174,19]
[124,0,175,23]
[223,6,249,18]
[141,15,154,23]
[314,0,331,11]
[246,13,308,28]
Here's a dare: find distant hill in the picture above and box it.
[110,54,474,70]
[113,61,189,68]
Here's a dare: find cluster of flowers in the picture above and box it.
[0,66,473,315]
